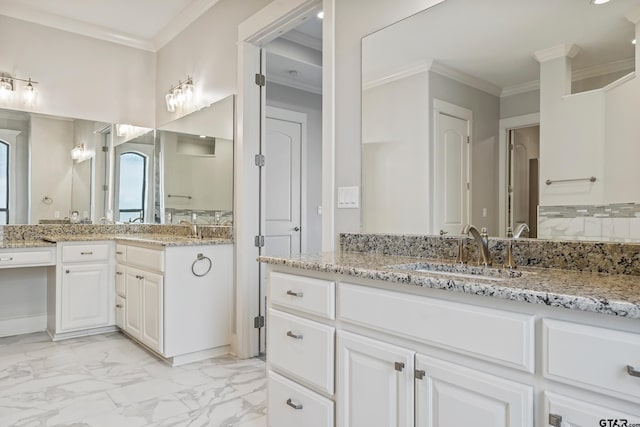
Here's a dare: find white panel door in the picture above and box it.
[415,354,533,427]
[141,271,163,353]
[124,268,142,339]
[435,113,469,235]
[264,116,302,258]
[337,331,414,427]
[60,263,110,331]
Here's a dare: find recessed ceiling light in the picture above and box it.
[317,11,324,19]
[590,0,610,4]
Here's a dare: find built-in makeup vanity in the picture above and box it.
[0,224,233,366]
[259,234,640,427]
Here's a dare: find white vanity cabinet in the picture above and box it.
[48,241,115,339]
[265,267,640,427]
[117,242,233,364]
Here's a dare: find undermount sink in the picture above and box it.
[386,261,527,281]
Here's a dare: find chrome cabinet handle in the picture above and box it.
[116,304,123,308]
[80,251,93,255]
[65,269,70,274]
[136,275,145,280]
[286,290,303,298]
[116,272,123,276]
[116,251,124,255]
[286,331,303,340]
[293,227,300,232]
[0,257,13,261]
[286,398,303,410]
[627,365,640,377]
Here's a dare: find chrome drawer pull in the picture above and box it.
[80,251,93,255]
[286,331,303,340]
[116,304,123,308]
[116,251,124,255]
[627,365,640,378]
[286,290,304,298]
[116,272,123,276]
[286,398,303,410]
[0,257,13,261]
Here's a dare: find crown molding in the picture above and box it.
[362,61,431,91]
[626,6,640,24]
[534,43,580,63]
[154,0,221,50]
[267,73,322,95]
[430,61,502,97]
[280,29,322,52]
[501,80,540,97]
[573,57,635,82]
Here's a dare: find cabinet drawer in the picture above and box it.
[269,272,335,319]
[545,391,640,426]
[126,245,164,273]
[543,319,640,402]
[115,264,126,297]
[268,309,335,394]
[62,244,110,263]
[0,248,55,268]
[115,244,126,263]
[338,282,535,372]
[268,371,334,427]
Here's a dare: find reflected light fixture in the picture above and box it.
[166,76,196,112]
[317,11,324,19]
[590,0,610,4]
[70,143,86,161]
[633,39,637,45]
[0,73,38,105]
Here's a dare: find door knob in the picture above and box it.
[293,227,300,232]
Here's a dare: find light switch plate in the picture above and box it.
[338,186,359,209]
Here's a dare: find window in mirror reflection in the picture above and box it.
[0,141,7,224]
[118,152,147,223]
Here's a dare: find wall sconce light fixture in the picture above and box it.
[0,74,39,106]
[70,143,87,162]
[165,76,195,112]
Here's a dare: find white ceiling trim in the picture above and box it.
[267,73,322,95]
[280,29,322,51]
[573,57,635,82]
[153,0,221,50]
[362,61,431,91]
[534,43,581,63]
[430,61,502,97]
[501,80,540,98]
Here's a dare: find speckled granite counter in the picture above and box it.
[0,240,56,249]
[258,251,640,319]
[39,234,232,247]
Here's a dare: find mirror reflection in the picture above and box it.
[362,0,638,240]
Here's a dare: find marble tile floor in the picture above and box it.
[0,332,266,427]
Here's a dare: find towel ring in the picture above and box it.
[191,253,212,277]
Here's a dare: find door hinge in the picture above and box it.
[415,369,425,380]
[254,235,265,248]
[394,362,405,372]
[467,136,470,144]
[102,184,108,192]
[548,414,562,427]
[102,146,109,153]
[254,315,265,328]
[255,73,266,87]
[255,154,265,167]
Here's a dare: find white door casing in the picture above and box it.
[433,99,471,236]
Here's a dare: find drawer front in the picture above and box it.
[126,245,164,273]
[0,248,55,268]
[62,243,110,263]
[270,272,335,319]
[115,264,126,297]
[115,244,127,263]
[338,282,535,372]
[543,319,640,402]
[115,295,126,329]
[545,391,640,426]
[268,371,334,427]
[268,309,335,394]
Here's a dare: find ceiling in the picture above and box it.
[363,0,637,94]
[0,0,221,51]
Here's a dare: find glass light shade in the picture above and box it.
[174,87,184,106]
[23,81,36,106]
[165,92,176,112]
[183,81,195,102]
[0,79,13,101]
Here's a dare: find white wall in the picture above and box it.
[500,90,539,119]
[266,82,323,252]
[333,0,445,237]
[361,71,430,234]
[30,115,74,222]
[0,16,155,126]
[156,0,271,127]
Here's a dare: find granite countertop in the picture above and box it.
[0,240,56,249]
[258,251,640,319]
[38,234,233,247]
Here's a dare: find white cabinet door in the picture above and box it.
[545,391,640,427]
[124,268,142,339]
[60,263,110,331]
[140,270,163,353]
[415,354,533,427]
[115,264,126,297]
[115,295,125,329]
[337,330,414,427]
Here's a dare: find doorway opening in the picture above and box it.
[507,125,539,238]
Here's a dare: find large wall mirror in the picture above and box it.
[112,95,234,225]
[0,107,109,225]
[361,0,638,240]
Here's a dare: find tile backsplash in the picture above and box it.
[538,203,640,242]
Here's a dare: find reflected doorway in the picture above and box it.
[507,125,539,238]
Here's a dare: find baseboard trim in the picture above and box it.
[48,325,118,341]
[0,314,47,338]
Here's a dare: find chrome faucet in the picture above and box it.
[179,220,201,238]
[504,223,530,269]
[461,224,491,266]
